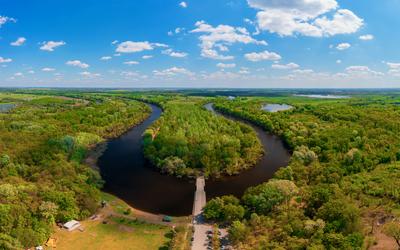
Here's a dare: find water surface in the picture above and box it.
[262,103,293,112]
[98,103,290,216]
[294,94,349,99]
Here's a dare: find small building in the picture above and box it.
[63,220,81,231]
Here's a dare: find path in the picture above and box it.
[192,176,212,250]
[191,176,231,250]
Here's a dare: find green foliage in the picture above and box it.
[203,195,245,223]
[206,95,400,249]
[0,92,151,247]
[143,97,263,178]
[242,180,296,215]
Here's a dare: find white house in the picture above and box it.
[63,220,81,231]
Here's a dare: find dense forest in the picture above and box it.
[0,92,150,248]
[2,90,400,249]
[140,96,263,178]
[203,95,400,249]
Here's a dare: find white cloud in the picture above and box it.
[245,50,281,62]
[217,63,236,68]
[10,37,26,46]
[345,66,383,77]
[14,72,23,77]
[66,60,89,69]
[40,41,66,51]
[115,41,167,53]
[116,41,153,53]
[191,21,267,60]
[42,67,55,72]
[111,40,119,45]
[124,61,140,65]
[387,62,400,69]
[162,49,188,58]
[153,67,194,77]
[168,27,185,36]
[142,55,153,59]
[0,16,16,27]
[121,71,139,77]
[28,70,35,74]
[248,0,363,37]
[359,34,374,41]
[386,62,400,76]
[80,71,101,78]
[336,59,342,64]
[336,43,351,50]
[0,57,12,63]
[100,56,112,60]
[238,68,250,74]
[272,62,299,69]
[179,1,188,8]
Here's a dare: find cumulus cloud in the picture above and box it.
[153,67,194,77]
[116,41,153,53]
[10,37,26,46]
[115,41,167,53]
[42,67,55,72]
[66,60,89,69]
[142,55,153,59]
[272,62,299,69]
[0,16,16,27]
[0,57,12,63]
[217,63,236,68]
[191,21,267,60]
[386,62,400,76]
[162,49,188,58]
[248,0,363,37]
[100,56,112,60]
[80,71,101,78]
[345,66,383,77]
[40,41,66,51]
[336,43,351,50]
[124,61,140,65]
[179,1,188,8]
[359,34,374,41]
[245,50,281,62]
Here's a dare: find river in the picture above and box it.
[98,103,290,216]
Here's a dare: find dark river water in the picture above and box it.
[98,103,290,216]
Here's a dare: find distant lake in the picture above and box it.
[0,103,16,113]
[294,94,350,99]
[262,104,293,112]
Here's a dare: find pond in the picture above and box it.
[98,103,290,216]
[261,104,293,112]
[294,94,350,99]
[0,103,16,113]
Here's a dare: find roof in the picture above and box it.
[63,220,80,229]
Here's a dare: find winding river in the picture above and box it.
[98,103,290,216]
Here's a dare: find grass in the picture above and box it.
[46,192,192,250]
[47,215,172,250]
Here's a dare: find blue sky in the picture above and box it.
[1,0,400,88]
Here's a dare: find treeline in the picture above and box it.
[203,96,400,249]
[0,93,150,249]
[141,96,263,178]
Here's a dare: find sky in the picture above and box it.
[1,0,400,88]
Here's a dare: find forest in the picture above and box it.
[0,92,150,248]
[1,89,400,249]
[203,94,400,249]
[139,95,263,178]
